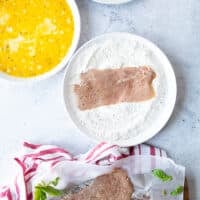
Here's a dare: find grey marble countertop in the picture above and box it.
[0,0,199,199]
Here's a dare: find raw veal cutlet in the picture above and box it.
[61,169,134,200]
[74,66,156,110]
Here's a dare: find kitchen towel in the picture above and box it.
[0,142,171,200]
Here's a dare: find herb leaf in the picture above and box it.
[34,177,63,200]
[36,186,64,196]
[49,177,60,186]
[152,169,173,182]
[170,186,184,196]
[34,188,47,200]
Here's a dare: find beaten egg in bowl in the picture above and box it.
[0,0,79,79]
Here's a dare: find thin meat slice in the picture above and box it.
[74,66,156,110]
[61,169,134,200]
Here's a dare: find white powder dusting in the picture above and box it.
[65,34,169,143]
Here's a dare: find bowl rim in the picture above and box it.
[62,32,177,147]
[0,0,81,82]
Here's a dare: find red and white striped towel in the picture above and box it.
[0,142,167,200]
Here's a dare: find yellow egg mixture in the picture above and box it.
[0,0,74,77]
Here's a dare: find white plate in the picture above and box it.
[63,32,177,147]
[92,0,132,4]
[0,0,81,82]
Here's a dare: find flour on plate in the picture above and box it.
[66,36,167,142]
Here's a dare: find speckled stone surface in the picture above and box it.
[0,0,199,199]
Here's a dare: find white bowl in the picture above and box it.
[92,0,133,5]
[0,0,81,82]
[63,32,177,147]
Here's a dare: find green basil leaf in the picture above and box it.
[170,186,184,196]
[36,185,64,196]
[40,191,47,200]
[34,188,47,200]
[152,169,173,182]
[34,177,63,200]
[49,177,60,186]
